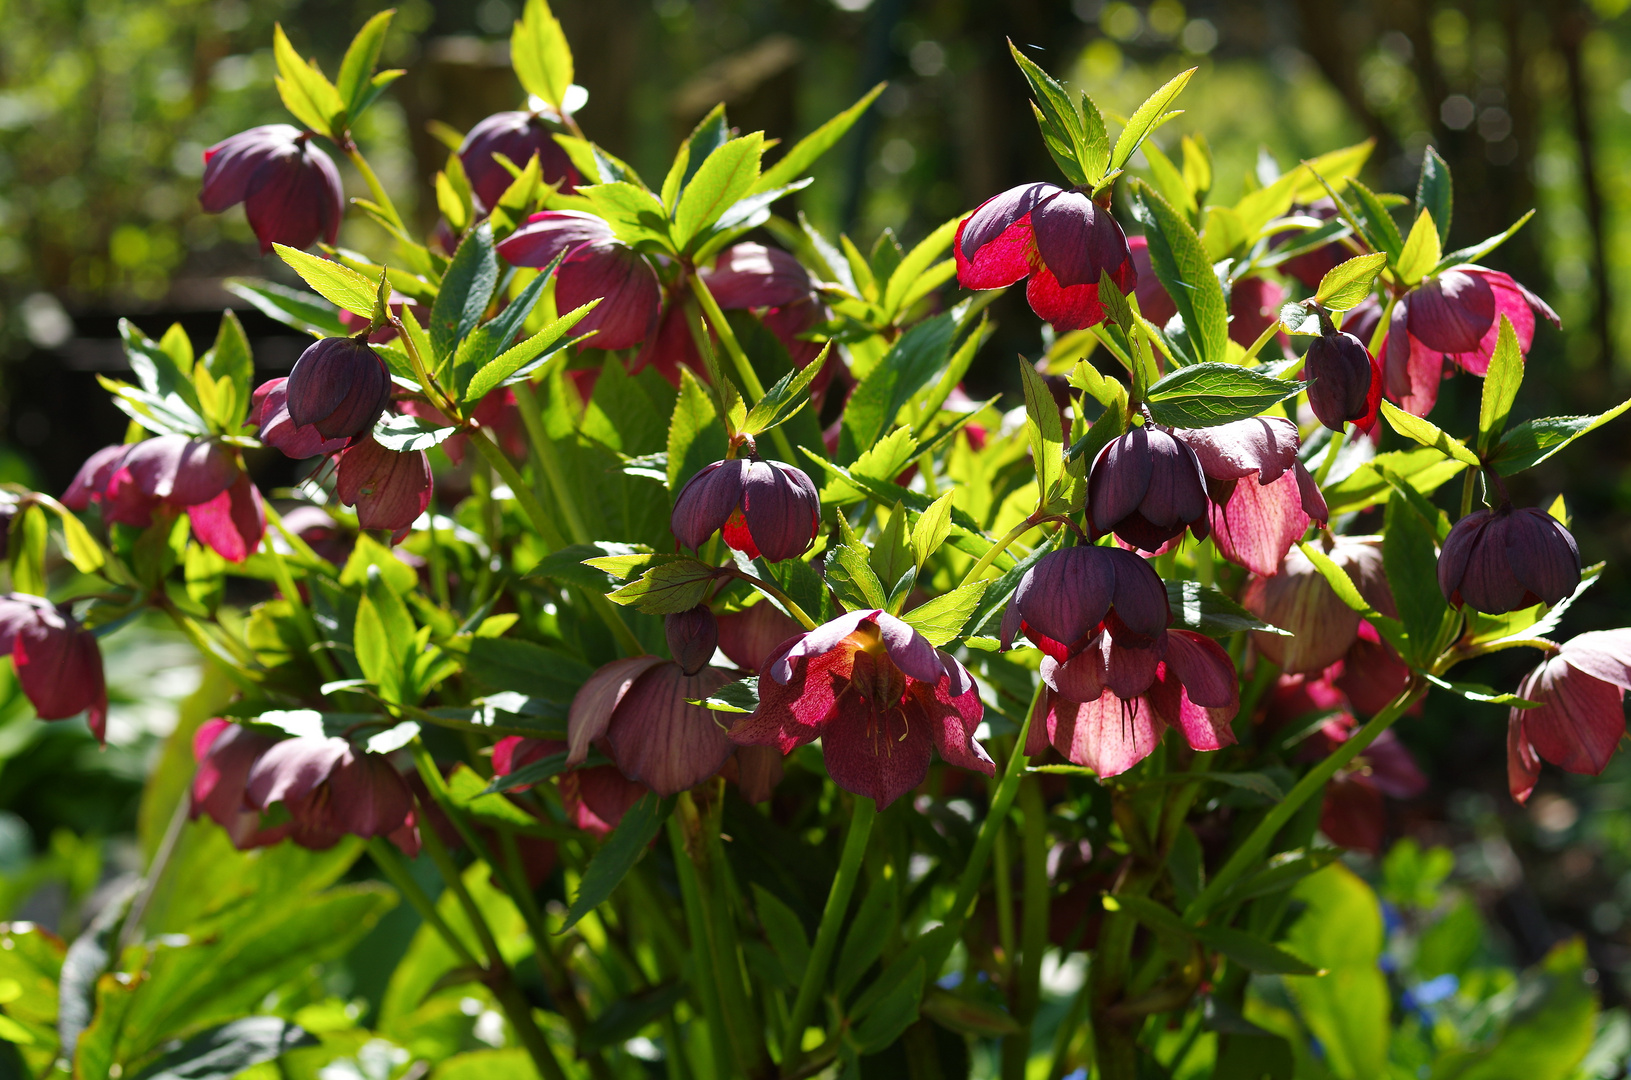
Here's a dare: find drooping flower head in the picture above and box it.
[1178,418,1328,576]
[284,337,395,441]
[252,377,350,460]
[497,211,662,351]
[335,437,433,538]
[458,109,582,213]
[191,719,284,849]
[244,735,420,854]
[955,183,1136,331]
[1241,538,1394,674]
[730,610,993,808]
[671,457,820,561]
[565,655,734,798]
[1087,424,1210,551]
[1508,630,1631,802]
[1438,504,1580,615]
[200,125,344,253]
[0,594,107,742]
[1304,328,1382,433]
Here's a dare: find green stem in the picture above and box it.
[1313,424,1346,486]
[1459,467,1478,519]
[960,518,1035,587]
[1239,318,1284,365]
[367,838,482,970]
[1182,680,1427,922]
[783,796,877,1070]
[689,274,798,463]
[992,825,1015,980]
[261,507,339,683]
[345,146,408,234]
[1003,777,1051,1080]
[666,813,737,1079]
[511,380,592,548]
[732,570,817,630]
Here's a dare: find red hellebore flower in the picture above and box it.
[252,377,352,460]
[336,437,433,538]
[245,735,420,854]
[1438,504,1580,615]
[955,182,1136,331]
[1317,725,1427,854]
[671,457,820,561]
[1508,629,1631,802]
[458,109,581,212]
[0,594,107,741]
[1242,538,1394,674]
[1178,417,1328,577]
[191,718,284,849]
[492,735,650,835]
[1025,629,1239,778]
[1383,266,1560,417]
[1088,424,1210,551]
[497,211,661,351]
[200,125,344,253]
[567,653,735,798]
[729,610,993,808]
[1304,328,1382,433]
[285,336,395,441]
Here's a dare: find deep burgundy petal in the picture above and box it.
[495,209,615,267]
[1227,277,1285,347]
[1105,549,1171,639]
[605,663,735,796]
[242,138,345,252]
[1031,192,1133,288]
[63,445,128,510]
[1438,509,1491,607]
[1506,508,1580,608]
[253,378,349,459]
[739,460,820,562]
[665,607,720,676]
[671,459,749,551]
[1015,548,1115,656]
[1304,331,1376,432]
[955,184,1057,289]
[1179,417,1300,485]
[1089,429,1155,537]
[715,602,802,673]
[1557,629,1631,692]
[1408,270,1496,354]
[285,337,394,440]
[557,242,662,351]
[1522,657,1626,775]
[245,736,349,809]
[326,748,417,839]
[11,606,107,735]
[567,655,668,765]
[459,110,581,212]
[702,243,813,309]
[335,438,432,533]
[872,611,949,686]
[819,697,935,809]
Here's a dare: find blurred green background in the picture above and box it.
[6,0,1631,1029]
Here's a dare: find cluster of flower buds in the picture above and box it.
[1439,503,1580,615]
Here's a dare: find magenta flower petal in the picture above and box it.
[62,445,128,511]
[1440,506,1579,614]
[1040,652,1106,703]
[728,642,844,752]
[871,611,949,686]
[605,663,735,796]
[913,674,992,777]
[1304,331,1378,432]
[7,598,107,739]
[245,736,350,809]
[325,748,417,842]
[1208,468,1312,577]
[253,377,351,459]
[1089,426,1209,551]
[192,719,281,848]
[566,655,668,765]
[1520,657,1625,775]
[665,607,720,676]
[671,459,749,551]
[955,183,1058,289]
[187,471,266,564]
[1180,417,1300,485]
[1243,540,1391,674]
[1012,548,1116,651]
[1096,626,1165,700]
[1161,629,1238,710]
[1227,277,1285,347]
[702,243,813,309]
[1555,630,1631,691]
[1408,270,1495,354]
[335,438,432,534]
[1508,701,1543,803]
[1024,265,1108,332]
[1043,689,1164,777]
[818,692,935,809]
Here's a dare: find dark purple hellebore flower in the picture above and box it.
[497,211,662,351]
[1383,266,1559,417]
[285,337,394,441]
[1304,329,1382,433]
[0,594,107,741]
[701,243,815,309]
[200,125,344,253]
[252,377,351,460]
[1241,538,1395,674]
[729,610,993,808]
[1508,629,1631,802]
[192,718,284,849]
[336,437,432,538]
[245,735,420,854]
[1438,504,1580,615]
[1088,425,1210,551]
[666,607,720,676]
[955,183,1137,331]
[999,545,1170,680]
[458,109,582,213]
[671,458,820,562]
[566,655,734,797]
[1178,417,1328,577]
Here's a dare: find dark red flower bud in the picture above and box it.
[336,438,432,537]
[63,445,128,513]
[200,125,344,253]
[0,594,107,741]
[702,243,814,309]
[1438,504,1580,614]
[252,377,350,459]
[716,601,803,672]
[1304,330,1381,432]
[666,607,720,675]
[999,545,1169,662]
[1088,425,1210,551]
[1508,629,1631,801]
[498,211,662,351]
[245,735,419,853]
[458,110,581,213]
[285,337,394,440]
[672,458,820,562]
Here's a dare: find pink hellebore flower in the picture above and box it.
[245,735,420,854]
[729,610,993,809]
[191,719,284,849]
[1242,538,1395,675]
[955,182,1137,331]
[1438,504,1580,615]
[496,211,662,351]
[492,736,648,835]
[336,437,433,538]
[458,109,582,213]
[1178,417,1328,577]
[566,653,735,798]
[0,594,108,742]
[671,457,821,562]
[1508,630,1631,802]
[1087,425,1211,551]
[1383,266,1559,417]
[200,125,344,253]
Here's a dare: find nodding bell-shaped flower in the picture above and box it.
[730,610,993,808]
[497,211,662,351]
[955,182,1136,331]
[199,125,344,253]
[1438,504,1580,615]
[671,457,820,561]
[1088,424,1210,551]
[1316,724,1427,854]
[191,719,283,849]
[999,545,1169,667]
[701,242,815,309]
[1026,628,1239,778]
[665,607,720,676]
[285,337,395,441]
[1242,538,1394,674]
[252,377,351,460]
[492,735,648,835]
[1179,417,1328,577]
[1508,630,1631,802]
[458,109,581,213]
[0,594,107,742]
[566,656,734,798]
[245,735,420,854]
[336,437,433,538]
[1383,266,1560,417]
[1304,328,1382,433]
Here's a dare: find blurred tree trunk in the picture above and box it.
[1557,0,1615,369]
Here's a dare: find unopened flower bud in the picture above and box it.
[285,337,394,440]
[672,458,820,562]
[1304,329,1379,432]
[458,110,581,213]
[1439,504,1580,614]
[665,607,719,675]
[1087,425,1210,551]
[199,125,344,253]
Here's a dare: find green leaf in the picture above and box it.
[274,245,379,318]
[879,216,960,322]
[430,223,499,366]
[39,496,106,574]
[200,310,254,429]
[675,133,765,248]
[561,793,673,932]
[910,491,955,571]
[1346,178,1404,262]
[901,580,988,648]
[836,875,898,998]
[579,982,689,1053]
[1380,400,1482,467]
[578,182,672,247]
[1416,146,1452,247]
[1166,580,1290,637]
[8,504,46,597]
[1145,363,1302,427]
[606,557,720,614]
[1297,541,1409,656]
[481,748,570,794]
[741,344,829,436]
[1395,209,1442,285]
[1008,41,1089,186]
[1478,315,1525,455]
[754,84,884,194]
[1108,67,1196,176]
[510,0,574,109]
[1128,180,1227,365]
[128,1017,316,1080]
[668,368,729,494]
[1434,939,1596,1080]
[1492,396,1631,475]
[1019,358,1065,501]
[1322,447,1468,516]
[1283,865,1390,1079]
[852,959,924,1054]
[1314,252,1388,311]
[840,313,957,459]
[224,279,346,337]
[826,515,887,612]
[692,676,759,715]
[869,501,913,595]
[920,988,1021,1038]
[1438,210,1535,273]
[336,9,394,117]
[1384,489,1449,667]
[1195,925,1322,976]
[465,635,593,702]
[752,885,810,987]
[356,566,415,702]
[1421,672,1541,708]
[272,24,345,137]
[372,412,457,452]
[465,302,595,401]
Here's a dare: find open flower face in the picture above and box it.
[729,610,992,808]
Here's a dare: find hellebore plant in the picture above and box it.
[18,13,1631,1080]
